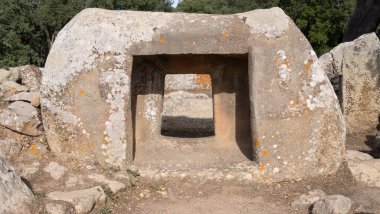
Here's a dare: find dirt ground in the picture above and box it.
[19,130,380,214]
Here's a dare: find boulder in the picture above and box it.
[47,186,107,214]
[320,33,380,133]
[312,195,352,214]
[291,189,327,208]
[0,101,42,136]
[41,8,345,182]
[18,65,42,92]
[88,173,126,194]
[6,92,40,107]
[347,159,380,187]
[344,150,373,162]
[0,68,20,83]
[0,81,28,98]
[0,156,33,214]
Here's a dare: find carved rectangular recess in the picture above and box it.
[131,54,254,162]
[161,74,215,138]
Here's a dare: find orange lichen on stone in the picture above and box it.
[259,164,265,171]
[261,150,270,156]
[195,74,211,89]
[303,59,314,72]
[159,36,166,44]
[79,89,87,96]
[29,144,37,154]
[222,31,229,38]
[254,137,260,147]
[87,143,94,149]
[273,55,290,70]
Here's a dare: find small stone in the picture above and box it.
[88,173,126,194]
[18,65,42,92]
[245,173,253,180]
[0,81,28,98]
[312,195,352,214]
[346,159,380,187]
[47,186,106,214]
[44,162,65,180]
[225,174,234,180]
[45,203,66,214]
[65,175,84,188]
[291,189,326,207]
[20,161,40,177]
[0,101,41,136]
[6,92,40,107]
[26,143,48,158]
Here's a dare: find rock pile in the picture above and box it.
[0,65,43,136]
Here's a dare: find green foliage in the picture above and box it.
[127,168,140,177]
[177,0,279,14]
[279,0,356,55]
[0,0,173,68]
[100,207,112,214]
[102,184,116,200]
[0,0,355,68]
[33,190,46,198]
[177,0,356,55]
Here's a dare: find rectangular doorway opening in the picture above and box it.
[161,74,215,138]
[131,54,255,167]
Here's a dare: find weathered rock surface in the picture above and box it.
[0,101,41,136]
[45,202,67,214]
[6,92,40,107]
[18,65,42,92]
[0,138,22,160]
[47,186,106,214]
[65,175,84,188]
[291,189,326,207]
[344,150,373,162]
[344,150,380,187]
[20,161,40,178]
[0,68,19,83]
[312,195,352,214]
[0,81,28,98]
[88,173,126,194]
[347,159,380,187]
[0,156,33,214]
[44,162,66,180]
[320,33,380,133]
[42,8,345,182]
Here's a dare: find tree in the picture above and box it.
[0,0,174,68]
[0,0,42,67]
[177,0,356,55]
[177,0,278,14]
[280,0,356,55]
